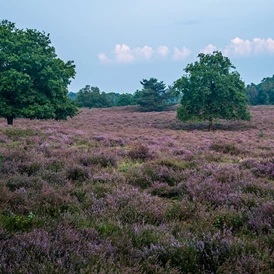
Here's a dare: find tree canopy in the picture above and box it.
[247,75,274,105]
[0,20,78,125]
[117,93,134,106]
[75,85,111,108]
[134,77,172,111]
[173,51,251,131]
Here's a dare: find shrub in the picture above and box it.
[6,174,44,191]
[172,148,194,161]
[127,144,153,161]
[210,141,245,155]
[4,128,36,140]
[66,165,89,182]
[80,152,117,168]
[252,161,274,179]
[247,201,274,234]
[141,230,240,273]
[18,162,41,176]
[126,163,183,189]
[0,211,35,232]
[213,211,246,232]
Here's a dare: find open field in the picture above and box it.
[1,106,274,273]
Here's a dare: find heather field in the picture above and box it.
[1,106,274,273]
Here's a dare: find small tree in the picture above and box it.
[173,51,251,131]
[76,85,111,108]
[257,76,274,105]
[0,20,78,125]
[246,76,274,105]
[117,94,134,106]
[134,78,171,111]
[246,83,259,105]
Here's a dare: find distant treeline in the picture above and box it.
[246,75,274,105]
[68,86,136,108]
[70,75,274,110]
[69,78,181,110]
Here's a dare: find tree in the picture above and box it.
[117,93,134,106]
[134,77,171,111]
[257,76,274,105]
[0,20,78,125]
[106,92,120,107]
[173,51,251,131]
[246,83,259,105]
[76,85,111,108]
[246,76,274,105]
[68,92,77,101]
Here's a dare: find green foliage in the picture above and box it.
[259,130,264,138]
[66,165,89,182]
[134,77,172,111]
[173,51,251,130]
[1,211,35,232]
[68,91,77,100]
[106,92,120,106]
[213,212,245,231]
[247,75,274,105]
[209,141,244,155]
[246,83,259,105]
[117,93,134,106]
[76,85,111,108]
[4,128,36,140]
[0,20,78,125]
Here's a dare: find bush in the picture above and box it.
[66,165,89,182]
[210,141,245,155]
[127,144,152,161]
[0,211,35,232]
[6,174,44,191]
[80,152,117,168]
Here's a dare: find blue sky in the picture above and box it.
[1,0,274,93]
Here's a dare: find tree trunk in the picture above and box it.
[7,117,13,125]
[209,118,213,132]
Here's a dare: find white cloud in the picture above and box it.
[156,46,169,57]
[223,37,252,56]
[253,38,274,54]
[98,53,113,64]
[223,37,274,57]
[98,44,173,64]
[172,47,192,61]
[114,44,135,63]
[98,38,274,64]
[200,44,217,54]
[134,46,154,60]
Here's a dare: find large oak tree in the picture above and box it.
[0,20,78,125]
[173,51,251,131]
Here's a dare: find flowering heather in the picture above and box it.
[0,106,274,273]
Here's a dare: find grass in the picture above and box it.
[0,106,274,273]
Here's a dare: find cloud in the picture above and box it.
[252,38,274,54]
[223,37,274,57]
[134,46,154,60]
[114,44,135,63]
[98,37,274,64]
[98,53,113,64]
[200,44,217,54]
[99,44,173,64]
[223,38,252,56]
[172,47,192,61]
[157,46,169,57]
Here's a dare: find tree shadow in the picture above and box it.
[153,120,256,132]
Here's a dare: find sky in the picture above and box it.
[1,0,274,93]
